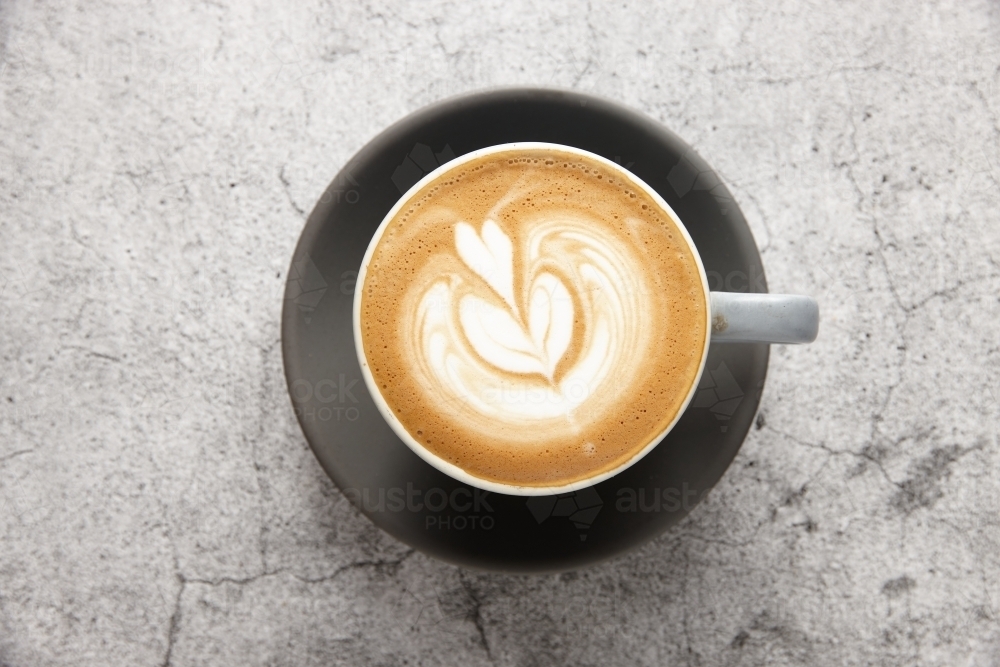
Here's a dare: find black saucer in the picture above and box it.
[281,88,769,573]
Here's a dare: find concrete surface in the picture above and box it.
[3,1,1000,665]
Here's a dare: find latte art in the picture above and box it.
[413,216,650,426]
[358,147,708,488]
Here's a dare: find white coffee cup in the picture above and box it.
[354,143,818,496]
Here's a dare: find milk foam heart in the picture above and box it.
[416,217,646,420]
[358,147,708,488]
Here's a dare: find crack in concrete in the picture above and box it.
[250,337,281,575]
[155,551,419,663]
[64,345,123,363]
[182,550,417,589]
[0,448,34,465]
[458,574,494,664]
[823,66,1000,497]
[741,189,773,254]
[749,62,934,88]
[766,424,900,489]
[680,545,697,666]
[677,530,763,550]
[829,72,954,504]
[184,572,279,587]
[294,549,417,585]
[160,574,185,667]
[278,165,306,217]
[572,1,598,88]
[970,80,1000,144]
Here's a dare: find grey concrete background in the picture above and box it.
[2,1,1000,665]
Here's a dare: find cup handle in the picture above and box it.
[709,292,819,344]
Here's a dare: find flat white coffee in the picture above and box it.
[359,147,708,487]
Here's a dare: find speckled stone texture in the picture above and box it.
[2,1,999,665]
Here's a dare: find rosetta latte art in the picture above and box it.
[361,147,709,486]
[408,215,652,435]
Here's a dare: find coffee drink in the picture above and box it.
[358,146,708,488]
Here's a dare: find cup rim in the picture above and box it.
[353,142,712,496]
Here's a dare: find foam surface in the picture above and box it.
[360,147,708,487]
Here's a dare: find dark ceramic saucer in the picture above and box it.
[281,88,768,573]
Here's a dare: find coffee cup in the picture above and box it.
[353,142,817,496]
